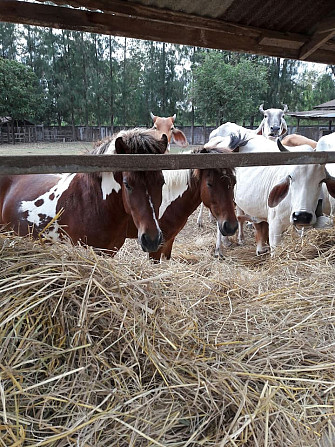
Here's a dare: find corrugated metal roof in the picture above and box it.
[288,100,335,119]
[1,0,335,63]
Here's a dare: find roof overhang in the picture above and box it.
[1,0,335,64]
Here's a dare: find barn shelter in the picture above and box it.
[0,116,35,144]
[288,99,335,138]
[1,0,335,173]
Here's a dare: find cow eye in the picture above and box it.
[207,181,213,187]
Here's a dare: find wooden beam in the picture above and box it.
[2,0,335,63]
[299,15,335,60]
[299,30,335,60]
[1,151,335,175]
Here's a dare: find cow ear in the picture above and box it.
[268,176,291,207]
[280,122,288,137]
[172,128,188,147]
[255,122,264,135]
[325,176,335,199]
[114,137,129,154]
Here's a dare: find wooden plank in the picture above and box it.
[299,30,335,60]
[2,0,335,63]
[1,151,335,175]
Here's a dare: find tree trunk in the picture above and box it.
[81,32,89,127]
[191,103,195,145]
[109,36,114,133]
[122,37,127,125]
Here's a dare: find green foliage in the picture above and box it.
[0,23,334,127]
[191,51,268,124]
[0,57,44,121]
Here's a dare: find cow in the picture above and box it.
[150,113,188,151]
[255,104,288,140]
[316,132,335,218]
[282,133,317,149]
[282,133,334,223]
[232,134,335,255]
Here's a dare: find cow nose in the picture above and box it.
[271,125,280,134]
[292,211,313,225]
[219,220,238,236]
[140,230,163,252]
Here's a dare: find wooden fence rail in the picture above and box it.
[1,151,335,175]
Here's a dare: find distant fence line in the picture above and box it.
[0,124,333,145]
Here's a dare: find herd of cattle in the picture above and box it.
[1,107,335,261]
[152,106,335,258]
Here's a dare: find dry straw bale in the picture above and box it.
[0,214,335,447]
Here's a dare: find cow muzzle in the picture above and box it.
[292,211,313,226]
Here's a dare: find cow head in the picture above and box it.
[257,104,288,140]
[268,140,335,227]
[150,112,188,150]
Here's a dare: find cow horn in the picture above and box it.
[277,139,290,152]
[282,104,288,113]
[172,113,176,121]
[259,104,264,114]
[150,112,156,120]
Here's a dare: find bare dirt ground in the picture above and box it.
[0,141,198,155]
[0,141,94,155]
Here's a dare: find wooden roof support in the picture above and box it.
[299,16,335,60]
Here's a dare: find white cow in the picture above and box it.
[198,111,288,254]
[233,135,335,254]
[316,132,335,216]
[255,104,288,140]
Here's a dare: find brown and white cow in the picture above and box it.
[150,113,188,151]
[281,133,317,149]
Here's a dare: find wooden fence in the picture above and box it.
[0,124,333,145]
[1,150,335,176]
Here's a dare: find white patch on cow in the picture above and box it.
[19,173,76,237]
[159,169,190,218]
[101,172,121,199]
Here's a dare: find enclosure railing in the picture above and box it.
[1,151,335,175]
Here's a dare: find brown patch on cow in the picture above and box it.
[49,193,55,200]
[35,199,44,207]
[38,213,47,221]
[21,211,29,219]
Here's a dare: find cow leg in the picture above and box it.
[236,206,251,245]
[197,203,204,227]
[268,220,286,255]
[253,221,269,255]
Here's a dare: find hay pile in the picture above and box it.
[1,215,335,446]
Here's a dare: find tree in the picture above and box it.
[191,51,268,125]
[0,57,44,121]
